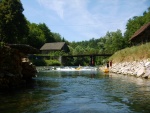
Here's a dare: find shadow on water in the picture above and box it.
[0,79,54,113]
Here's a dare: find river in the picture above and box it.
[0,66,150,113]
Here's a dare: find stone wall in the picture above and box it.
[109,59,150,79]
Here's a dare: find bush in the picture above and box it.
[0,42,5,48]
[45,60,61,66]
[32,59,61,66]
[32,59,46,66]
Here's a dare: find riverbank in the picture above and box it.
[108,59,150,79]
[99,43,150,79]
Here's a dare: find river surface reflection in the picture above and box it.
[1,66,150,113]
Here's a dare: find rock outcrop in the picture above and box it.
[0,43,37,89]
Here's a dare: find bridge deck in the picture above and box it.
[62,54,112,57]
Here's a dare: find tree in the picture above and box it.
[38,23,55,43]
[27,23,45,49]
[73,45,85,55]
[0,0,28,43]
[52,32,63,42]
[101,30,124,54]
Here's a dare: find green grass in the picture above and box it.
[109,42,150,63]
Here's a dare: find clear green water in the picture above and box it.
[1,67,150,113]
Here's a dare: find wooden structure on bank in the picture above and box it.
[40,42,70,54]
[129,22,150,45]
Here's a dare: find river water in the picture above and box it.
[1,66,150,113]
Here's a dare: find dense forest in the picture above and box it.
[0,0,150,66]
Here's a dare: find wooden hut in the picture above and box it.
[129,22,150,45]
[40,42,70,54]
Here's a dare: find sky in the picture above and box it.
[20,0,150,42]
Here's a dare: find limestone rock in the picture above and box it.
[136,67,145,77]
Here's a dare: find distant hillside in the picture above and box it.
[109,43,150,63]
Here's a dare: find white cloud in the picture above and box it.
[25,0,150,41]
[38,0,65,19]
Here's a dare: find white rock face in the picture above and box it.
[136,67,145,77]
[109,59,150,79]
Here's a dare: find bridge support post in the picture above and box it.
[60,56,67,66]
[90,55,95,66]
[59,56,62,64]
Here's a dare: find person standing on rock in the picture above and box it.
[110,61,112,67]
[107,61,109,68]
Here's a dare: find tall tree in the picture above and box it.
[27,22,45,49]
[0,0,28,43]
[38,23,55,43]
[52,32,63,42]
[104,30,124,53]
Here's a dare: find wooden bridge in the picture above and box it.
[62,53,112,57]
[61,53,112,66]
[30,53,112,66]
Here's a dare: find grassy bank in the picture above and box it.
[109,42,150,63]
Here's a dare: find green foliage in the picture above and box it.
[69,29,125,65]
[124,7,150,46]
[48,51,68,56]
[38,23,55,43]
[32,59,61,66]
[70,29,124,55]
[104,30,125,53]
[0,42,5,48]
[45,60,61,66]
[27,22,46,49]
[73,57,90,66]
[32,59,46,66]
[26,22,69,49]
[52,33,63,42]
[0,0,29,43]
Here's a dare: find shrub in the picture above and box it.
[32,59,46,66]
[45,60,61,66]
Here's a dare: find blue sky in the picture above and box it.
[20,0,150,42]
